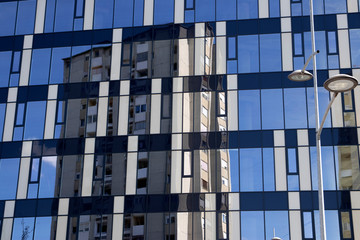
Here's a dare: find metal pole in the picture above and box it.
[309,0,327,238]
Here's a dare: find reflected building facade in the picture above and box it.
[1,0,360,240]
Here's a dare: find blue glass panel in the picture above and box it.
[291,3,302,16]
[263,148,275,191]
[16,103,25,125]
[24,101,46,140]
[328,55,339,69]
[240,148,263,191]
[229,149,239,192]
[185,10,195,23]
[12,51,21,73]
[227,60,237,74]
[238,35,259,73]
[307,87,331,128]
[216,0,236,21]
[186,0,194,9]
[39,157,57,198]
[238,0,258,19]
[27,183,38,198]
[260,34,281,72]
[287,175,299,191]
[74,18,84,31]
[269,0,280,17]
[310,147,336,190]
[304,31,327,70]
[54,0,75,32]
[284,88,307,129]
[30,48,52,85]
[261,89,284,130]
[94,0,114,29]
[293,56,305,70]
[294,33,303,55]
[12,217,35,239]
[303,0,324,15]
[241,211,264,239]
[327,32,337,54]
[75,0,84,17]
[0,2,17,36]
[228,37,236,59]
[34,217,52,239]
[15,0,36,35]
[134,0,144,27]
[303,212,313,238]
[0,51,12,87]
[30,158,40,182]
[154,0,174,25]
[0,158,20,200]
[325,0,346,14]
[195,0,215,22]
[238,90,261,130]
[44,0,56,32]
[265,211,289,240]
[0,104,5,141]
[114,0,134,27]
[350,29,360,68]
[287,148,297,173]
[13,127,23,141]
[314,211,340,239]
[50,47,71,84]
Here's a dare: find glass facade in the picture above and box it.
[0,0,359,239]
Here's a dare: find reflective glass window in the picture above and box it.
[195,0,215,22]
[24,101,46,140]
[15,0,36,35]
[287,148,297,173]
[34,217,53,239]
[0,2,17,36]
[69,46,91,83]
[12,218,35,240]
[260,34,281,72]
[307,87,331,128]
[44,0,56,32]
[314,211,340,239]
[229,149,239,192]
[133,0,144,27]
[54,0,75,32]
[0,51,12,87]
[241,211,264,239]
[284,88,307,129]
[94,0,114,29]
[324,0,346,13]
[238,0,258,19]
[114,0,134,27]
[154,0,174,25]
[311,147,336,190]
[335,146,360,190]
[269,0,280,17]
[294,33,303,56]
[240,148,263,191]
[350,29,360,68]
[30,48,52,85]
[75,0,84,17]
[265,211,289,240]
[50,47,71,84]
[39,157,58,198]
[238,35,259,73]
[340,212,352,239]
[304,31,327,70]
[263,148,275,191]
[0,104,5,141]
[216,0,236,21]
[261,89,284,130]
[302,0,324,15]
[0,158,20,200]
[238,90,261,130]
[327,32,337,54]
[303,212,313,238]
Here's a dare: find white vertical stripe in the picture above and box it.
[55,216,68,240]
[171,151,182,193]
[128,135,138,152]
[172,134,182,150]
[19,49,32,86]
[289,211,303,240]
[297,129,309,146]
[118,96,129,135]
[4,201,15,218]
[274,130,285,147]
[353,210,360,240]
[16,158,30,199]
[282,33,293,71]
[351,191,360,208]
[3,103,16,141]
[44,100,57,139]
[330,92,344,127]
[144,0,154,26]
[338,29,351,68]
[114,196,125,213]
[259,0,269,18]
[112,214,124,240]
[113,28,123,43]
[288,192,300,209]
[58,198,69,215]
[85,138,95,154]
[347,0,358,13]
[34,0,46,33]
[151,78,162,94]
[96,97,108,137]
[125,152,137,195]
[216,22,226,36]
[227,91,238,131]
[280,0,291,16]
[1,218,13,240]
[194,38,204,76]
[48,85,58,100]
[99,82,109,97]
[298,147,312,191]
[81,154,94,196]
[274,147,287,191]
[111,43,122,80]
[150,95,161,134]
[172,93,183,133]
[229,212,240,239]
[216,36,226,75]
[7,87,17,103]
[174,0,184,23]
[21,141,32,157]
[354,86,360,127]
[83,0,94,30]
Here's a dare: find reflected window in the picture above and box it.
[238,35,259,73]
[50,47,71,84]
[241,211,264,239]
[238,90,261,130]
[154,0,174,25]
[216,0,236,21]
[240,148,263,191]
[24,101,46,140]
[340,212,352,239]
[284,88,307,129]
[12,218,35,240]
[260,34,281,72]
[311,147,336,190]
[0,51,12,87]
[350,29,360,68]
[265,211,289,240]
[0,2,17,36]
[114,0,133,27]
[238,0,258,19]
[30,48,51,85]
[261,89,284,130]
[54,0,75,32]
[94,0,113,29]
[335,146,360,190]
[0,158,20,200]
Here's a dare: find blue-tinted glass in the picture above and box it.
[12,218,35,240]
[10,74,20,87]
[30,158,40,182]
[50,47,71,84]
[74,18,83,31]
[114,0,134,27]
[307,87,331,128]
[238,90,261,130]
[265,211,289,240]
[185,10,195,23]
[186,0,194,9]
[228,37,236,59]
[294,33,303,55]
[54,0,75,32]
[0,2,17,36]
[12,51,21,73]
[240,148,263,191]
[293,56,305,70]
[134,0,144,27]
[263,148,275,191]
[216,0,236,21]
[229,149,239,192]
[154,0,174,25]
[269,0,280,17]
[0,158,20,200]
[195,0,215,22]
[241,211,264,239]
[16,103,25,126]
[261,89,284,129]
[227,60,237,74]
[304,31,327,70]
[0,51,12,87]
[44,0,56,32]
[284,88,307,129]
[327,32,337,54]
[303,212,313,238]
[39,157,57,198]
[238,35,259,73]
[287,175,299,191]
[0,104,5,141]
[24,101,46,140]
[75,0,84,17]
[287,148,297,173]
[325,0,346,14]
[30,48,51,85]
[310,147,336,190]
[238,0,258,19]
[94,0,114,29]
[303,0,324,15]
[350,29,360,68]
[260,34,281,72]
[27,183,38,198]
[34,217,52,239]
[328,55,339,69]
[291,3,302,16]
[57,101,65,123]
[314,211,340,239]
[15,0,36,35]
[13,127,23,141]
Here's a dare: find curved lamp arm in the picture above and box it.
[316,92,338,138]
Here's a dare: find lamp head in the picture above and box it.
[323,74,358,93]
[288,70,313,82]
